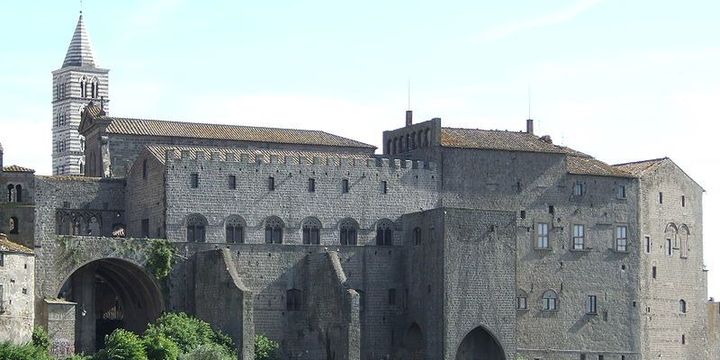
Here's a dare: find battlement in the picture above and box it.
[162,148,436,171]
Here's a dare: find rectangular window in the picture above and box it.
[548,205,555,214]
[228,175,236,190]
[517,296,528,310]
[573,182,584,196]
[573,224,585,250]
[652,266,657,279]
[268,176,275,191]
[536,223,549,249]
[141,219,150,238]
[580,354,586,360]
[616,226,628,252]
[666,239,672,256]
[381,180,388,194]
[586,295,597,314]
[0,253,3,267]
[645,236,651,254]
[0,284,3,312]
[190,173,199,188]
[617,185,626,199]
[308,178,315,192]
[659,192,663,204]
[598,355,604,360]
[681,195,686,207]
[342,179,349,193]
[388,289,396,305]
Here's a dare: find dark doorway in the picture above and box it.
[455,326,505,360]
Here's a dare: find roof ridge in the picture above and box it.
[613,157,669,167]
[443,126,530,134]
[106,116,337,134]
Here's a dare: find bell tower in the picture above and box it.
[51,12,109,175]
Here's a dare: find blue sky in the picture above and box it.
[0,0,718,297]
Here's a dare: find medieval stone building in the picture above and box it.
[0,13,718,360]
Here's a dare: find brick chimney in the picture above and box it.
[405,110,413,127]
[526,119,534,135]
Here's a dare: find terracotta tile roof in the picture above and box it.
[567,156,634,178]
[145,145,373,165]
[613,158,668,176]
[440,128,567,154]
[0,233,33,254]
[3,165,35,173]
[100,117,375,150]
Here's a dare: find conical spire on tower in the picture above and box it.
[62,13,96,68]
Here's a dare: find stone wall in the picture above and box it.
[0,171,37,248]
[0,251,35,344]
[125,151,166,238]
[637,160,709,359]
[45,299,76,358]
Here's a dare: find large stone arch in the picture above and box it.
[404,323,425,360]
[455,325,506,360]
[57,257,164,354]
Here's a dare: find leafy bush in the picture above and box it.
[178,344,234,360]
[143,313,234,355]
[146,240,177,280]
[64,355,92,360]
[0,341,51,360]
[143,333,180,360]
[95,329,147,360]
[31,326,50,351]
[254,335,279,360]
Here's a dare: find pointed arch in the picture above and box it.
[185,214,208,242]
[376,219,394,246]
[225,215,246,244]
[264,216,284,244]
[339,218,359,245]
[301,217,321,244]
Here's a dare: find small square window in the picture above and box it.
[228,175,237,190]
[190,173,199,188]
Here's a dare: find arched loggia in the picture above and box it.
[57,258,164,354]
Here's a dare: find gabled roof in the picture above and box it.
[62,14,96,68]
[567,156,634,178]
[95,117,375,150]
[3,165,35,173]
[614,157,704,191]
[440,128,567,154]
[144,145,373,165]
[0,233,33,255]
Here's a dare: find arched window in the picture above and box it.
[340,218,358,245]
[8,217,19,234]
[411,132,416,149]
[302,217,321,244]
[7,184,15,202]
[517,289,528,310]
[286,289,302,311]
[413,227,422,245]
[542,290,558,311]
[417,131,423,148]
[405,134,410,151]
[80,77,87,98]
[15,185,22,203]
[225,215,245,244]
[679,299,687,314]
[87,216,101,236]
[91,78,98,98]
[376,219,393,246]
[679,225,690,258]
[264,216,283,244]
[186,214,207,242]
[72,217,83,236]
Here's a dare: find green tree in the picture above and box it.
[143,333,180,360]
[179,344,234,360]
[146,240,177,280]
[31,326,50,351]
[95,329,147,360]
[254,335,279,360]
[143,313,234,355]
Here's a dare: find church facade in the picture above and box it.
[0,13,718,360]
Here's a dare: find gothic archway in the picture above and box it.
[404,323,425,360]
[455,325,506,360]
[58,258,164,353]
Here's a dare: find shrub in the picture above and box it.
[143,313,234,355]
[95,329,147,360]
[0,341,51,360]
[31,326,50,351]
[254,335,279,360]
[143,333,180,360]
[178,344,234,360]
[146,240,176,280]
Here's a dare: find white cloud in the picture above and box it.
[476,0,605,41]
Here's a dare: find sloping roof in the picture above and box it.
[3,165,35,173]
[62,14,96,68]
[567,156,634,178]
[145,145,374,165]
[613,158,668,177]
[100,117,375,150]
[440,128,567,154]
[0,234,33,255]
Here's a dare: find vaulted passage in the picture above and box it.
[58,258,163,353]
[455,326,506,360]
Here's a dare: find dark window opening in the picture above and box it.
[659,192,663,204]
[265,217,283,244]
[226,224,244,244]
[413,227,421,245]
[340,219,358,245]
[548,205,555,214]
[381,180,388,194]
[388,288,396,305]
[268,176,275,191]
[190,173,199,188]
[652,266,657,279]
[302,219,321,244]
[8,217,18,234]
[141,219,150,238]
[228,175,237,190]
[342,179,349,193]
[286,289,302,311]
[186,215,206,242]
[586,295,597,314]
[142,159,147,179]
[681,195,686,207]
[376,221,393,246]
[308,178,315,192]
